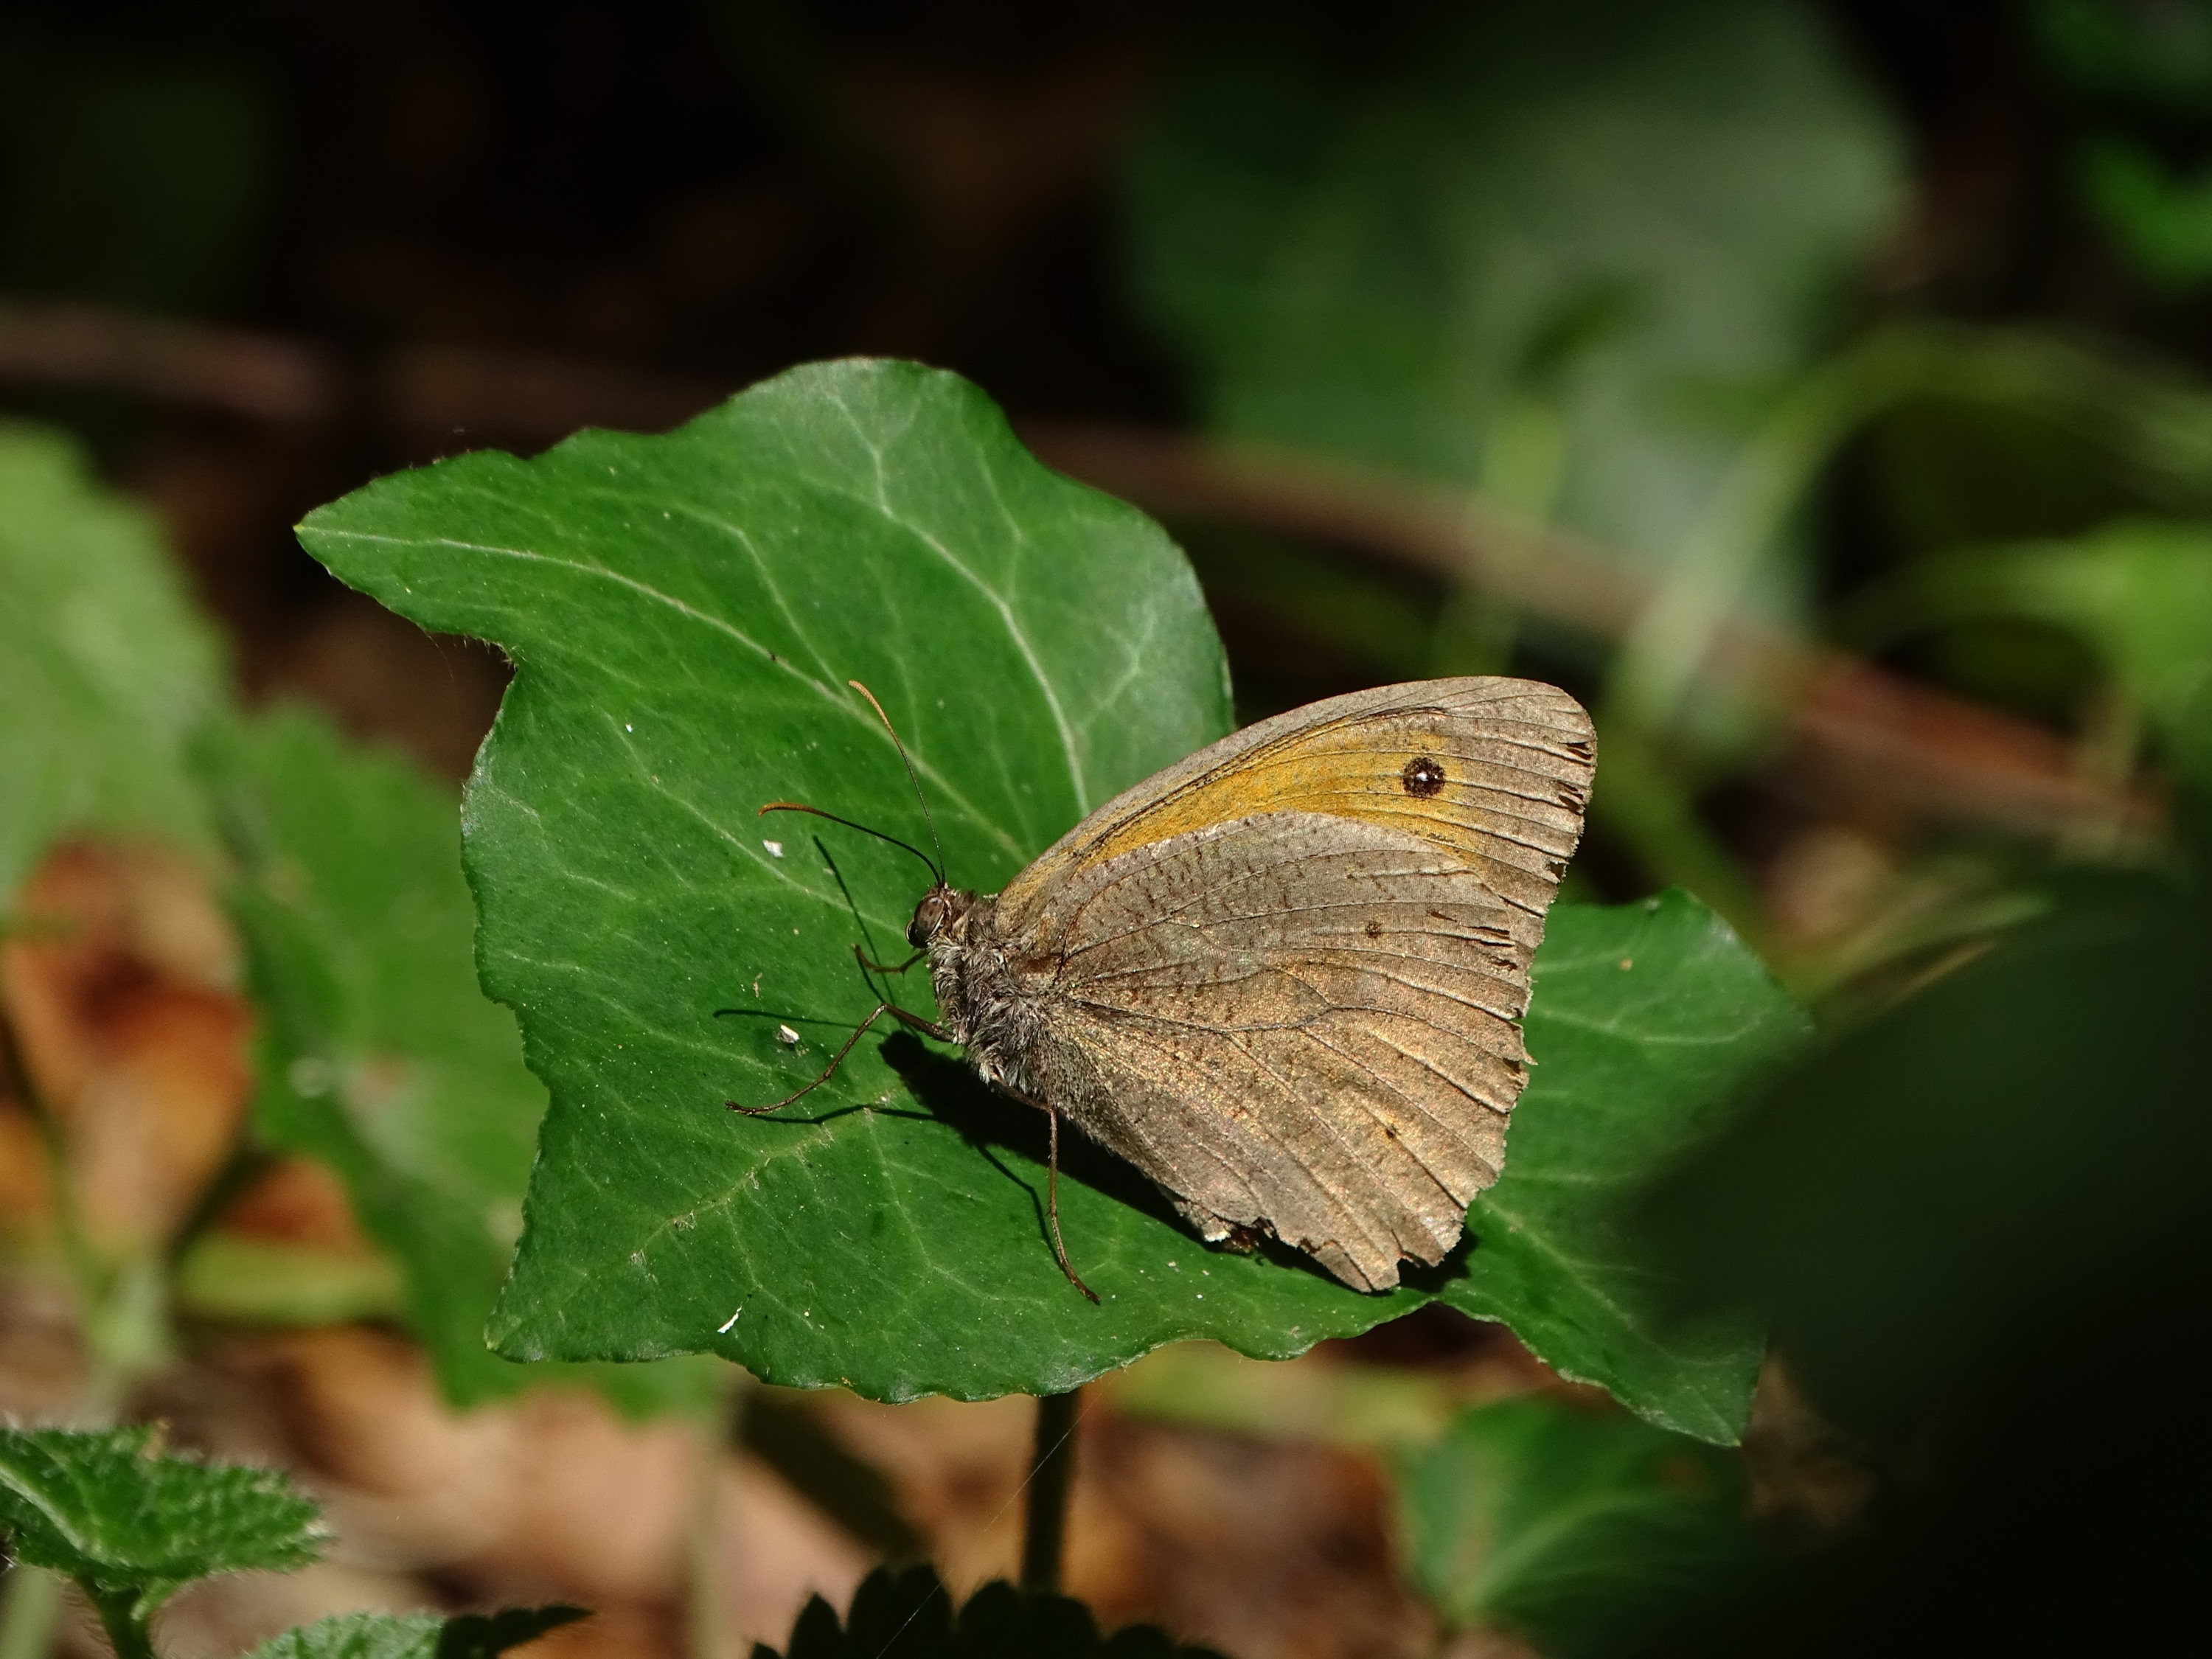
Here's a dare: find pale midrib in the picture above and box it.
[314,528,1027,862]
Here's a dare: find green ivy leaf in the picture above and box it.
[1443,892,1805,1444]
[0,1425,321,1641]
[751,1564,1225,1659]
[198,706,722,1417]
[1394,1397,1752,1655]
[245,1606,586,1659]
[296,359,1796,1437]
[0,422,225,905]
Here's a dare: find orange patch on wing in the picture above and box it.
[1084,715,1555,863]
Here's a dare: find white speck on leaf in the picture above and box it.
[625,723,633,732]
[717,1307,742,1333]
[763,840,783,857]
[777,1024,800,1046]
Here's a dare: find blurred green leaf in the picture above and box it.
[0,1425,320,1654]
[173,1232,405,1329]
[198,706,722,1416]
[0,422,224,905]
[751,1564,1224,1659]
[1125,0,1899,582]
[1105,1342,1456,1450]
[296,359,1793,1437]
[2035,0,2212,114]
[1652,862,2212,1433]
[1395,1396,1750,1655]
[246,1607,586,1659]
[1844,521,2212,782]
[1638,859,2212,1649]
[2077,136,2212,289]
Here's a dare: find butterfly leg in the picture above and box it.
[996,1082,1100,1304]
[852,943,926,975]
[1045,1108,1102,1304]
[728,1001,951,1115]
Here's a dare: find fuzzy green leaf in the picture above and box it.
[245,1606,587,1659]
[1396,1397,1752,1655]
[198,706,722,1416]
[296,359,1797,1436]
[0,1425,320,1615]
[246,1614,445,1659]
[0,422,225,904]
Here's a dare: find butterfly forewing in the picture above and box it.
[1000,678,1592,924]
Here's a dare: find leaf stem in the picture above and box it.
[1019,1390,1082,1596]
[81,1586,155,1659]
[682,1372,745,1659]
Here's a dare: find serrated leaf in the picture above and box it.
[0,422,225,905]
[244,1606,586,1659]
[751,1564,1225,1659]
[296,358,1798,1434]
[0,1425,320,1611]
[1395,1397,1751,1655]
[1124,0,1899,575]
[246,1613,445,1659]
[197,706,721,1417]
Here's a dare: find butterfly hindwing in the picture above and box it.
[981,678,1595,1293]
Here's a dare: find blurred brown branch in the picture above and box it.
[0,294,2154,846]
[1026,425,2157,845]
[0,297,720,437]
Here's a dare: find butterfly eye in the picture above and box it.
[1401,756,1445,797]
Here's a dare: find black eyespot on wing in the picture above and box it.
[1401,755,1445,798]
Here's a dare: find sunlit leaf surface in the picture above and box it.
[300,359,1797,1436]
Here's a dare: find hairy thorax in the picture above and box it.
[909,885,1048,1096]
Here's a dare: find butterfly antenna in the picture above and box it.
[757,801,939,883]
[849,680,947,883]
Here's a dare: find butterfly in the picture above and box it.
[735,677,1594,1300]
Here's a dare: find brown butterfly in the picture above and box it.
[737,677,1594,1300]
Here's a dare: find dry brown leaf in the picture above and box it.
[1,843,251,1256]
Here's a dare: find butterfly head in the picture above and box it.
[906,883,974,950]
